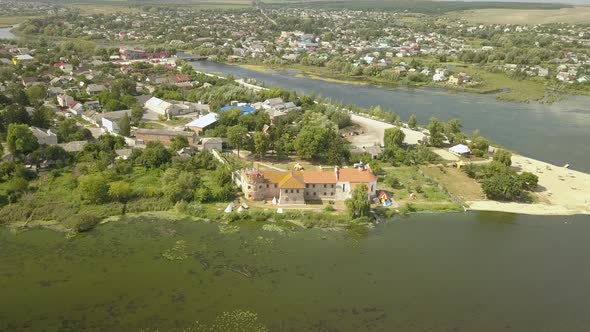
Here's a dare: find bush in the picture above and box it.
[68,213,100,233]
[323,205,336,212]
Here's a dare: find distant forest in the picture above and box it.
[268,1,570,14]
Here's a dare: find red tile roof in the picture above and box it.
[337,168,378,183]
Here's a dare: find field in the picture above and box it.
[449,7,590,25]
[0,16,38,26]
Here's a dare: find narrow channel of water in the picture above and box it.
[1,212,590,331]
[190,61,590,173]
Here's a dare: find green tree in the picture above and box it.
[493,149,512,166]
[482,173,523,201]
[253,131,269,159]
[427,117,445,147]
[30,106,53,129]
[108,180,132,214]
[138,142,171,168]
[25,85,47,106]
[470,136,490,158]
[445,118,462,135]
[108,181,132,203]
[383,127,405,149]
[227,125,248,156]
[518,172,539,191]
[170,135,189,151]
[162,169,201,203]
[345,184,371,218]
[6,124,39,155]
[294,124,332,160]
[408,114,417,129]
[5,177,28,203]
[118,113,131,137]
[79,174,109,204]
[131,104,144,124]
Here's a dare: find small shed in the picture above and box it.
[449,144,471,157]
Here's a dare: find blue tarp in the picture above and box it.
[219,105,255,115]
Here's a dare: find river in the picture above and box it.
[1,212,589,331]
[0,26,17,40]
[190,61,590,173]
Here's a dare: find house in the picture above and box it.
[101,110,132,134]
[350,145,383,160]
[262,97,284,110]
[58,140,88,152]
[201,137,223,151]
[449,144,471,157]
[47,87,65,97]
[84,100,101,111]
[433,73,446,82]
[265,109,287,126]
[57,94,74,108]
[68,101,84,115]
[239,164,378,205]
[29,126,58,145]
[185,113,218,135]
[144,96,172,117]
[86,84,106,95]
[12,54,34,65]
[135,129,196,146]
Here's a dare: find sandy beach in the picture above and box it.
[350,114,590,216]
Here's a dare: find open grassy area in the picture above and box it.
[420,165,485,202]
[378,166,459,208]
[449,7,590,25]
[0,16,38,26]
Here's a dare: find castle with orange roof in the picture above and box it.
[238,164,378,205]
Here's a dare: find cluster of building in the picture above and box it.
[237,163,378,205]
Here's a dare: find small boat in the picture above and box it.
[564,164,570,168]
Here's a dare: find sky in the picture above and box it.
[438,0,590,4]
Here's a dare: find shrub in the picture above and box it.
[68,213,100,233]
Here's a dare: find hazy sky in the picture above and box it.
[439,0,590,4]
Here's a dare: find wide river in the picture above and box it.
[1,212,589,331]
[190,61,590,173]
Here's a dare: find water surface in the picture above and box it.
[0,27,17,40]
[190,61,590,172]
[2,212,590,331]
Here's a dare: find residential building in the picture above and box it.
[185,113,218,135]
[29,126,58,145]
[201,137,223,151]
[101,110,132,134]
[86,84,106,95]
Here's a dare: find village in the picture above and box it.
[10,4,590,89]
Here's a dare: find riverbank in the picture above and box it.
[231,62,558,103]
[349,114,590,216]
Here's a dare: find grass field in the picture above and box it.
[449,7,590,25]
[0,16,38,26]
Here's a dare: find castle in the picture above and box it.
[238,164,378,205]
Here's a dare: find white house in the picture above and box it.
[185,113,218,135]
[433,73,447,82]
[145,96,172,116]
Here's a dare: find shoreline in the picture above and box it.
[349,114,590,217]
[230,62,564,104]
